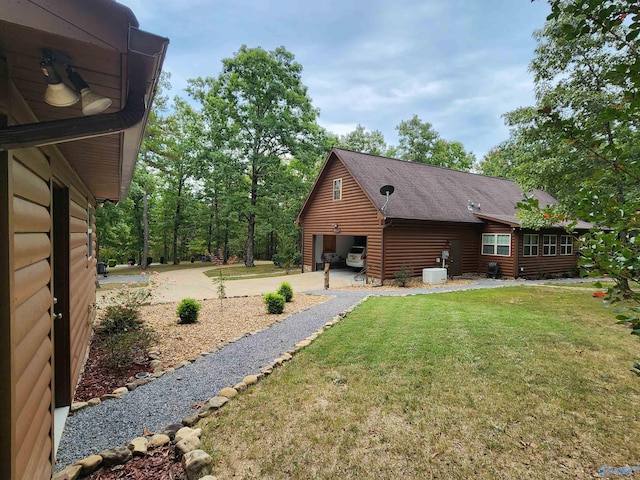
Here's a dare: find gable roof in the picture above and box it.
[299,148,592,229]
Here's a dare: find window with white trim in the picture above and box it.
[332,178,342,201]
[482,233,511,256]
[543,235,557,256]
[523,234,539,257]
[560,235,573,255]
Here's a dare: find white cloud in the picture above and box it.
[119,0,552,158]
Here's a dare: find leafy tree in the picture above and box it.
[143,98,204,264]
[335,124,391,156]
[510,0,640,338]
[188,45,319,267]
[477,145,517,179]
[395,115,474,170]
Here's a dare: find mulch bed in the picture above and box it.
[84,444,185,480]
[73,331,154,402]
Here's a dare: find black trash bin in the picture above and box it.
[487,261,501,279]
[97,261,108,277]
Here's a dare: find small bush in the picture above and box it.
[176,298,202,324]
[264,292,285,314]
[394,264,413,287]
[272,250,302,273]
[107,259,117,268]
[98,327,155,373]
[99,305,141,333]
[277,282,294,302]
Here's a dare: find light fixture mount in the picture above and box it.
[39,48,111,115]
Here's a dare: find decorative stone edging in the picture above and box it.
[56,295,371,480]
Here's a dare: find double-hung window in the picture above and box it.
[523,234,539,257]
[333,178,342,201]
[560,235,573,255]
[482,234,511,256]
[543,235,557,256]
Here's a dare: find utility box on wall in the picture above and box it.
[423,268,447,284]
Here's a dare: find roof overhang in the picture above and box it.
[0,0,169,201]
[474,213,594,231]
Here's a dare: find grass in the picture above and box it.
[203,263,293,280]
[104,262,215,276]
[103,261,291,279]
[546,280,616,289]
[200,286,640,479]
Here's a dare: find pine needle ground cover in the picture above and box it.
[200,287,640,479]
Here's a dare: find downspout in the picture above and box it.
[0,27,168,151]
[513,227,519,278]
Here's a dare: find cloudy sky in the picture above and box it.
[119,0,551,159]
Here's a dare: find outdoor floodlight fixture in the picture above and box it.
[41,52,79,107]
[66,66,112,116]
[40,49,112,115]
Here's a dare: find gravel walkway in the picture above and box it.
[55,290,368,470]
[55,277,591,470]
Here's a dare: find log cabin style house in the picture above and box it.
[296,148,591,283]
[0,2,167,478]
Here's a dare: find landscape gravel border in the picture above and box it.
[54,290,370,475]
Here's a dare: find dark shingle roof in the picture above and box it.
[333,148,559,224]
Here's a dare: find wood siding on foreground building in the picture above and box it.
[2,85,97,480]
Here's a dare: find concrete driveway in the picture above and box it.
[103,267,363,303]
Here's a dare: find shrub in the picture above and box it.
[394,264,413,287]
[277,282,294,302]
[97,272,161,333]
[272,248,302,273]
[176,298,202,324]
[98,327,155,373]
[147,256,153,266]
[99,305,141,333]
[107,259,117,268]
[264,292,285,314]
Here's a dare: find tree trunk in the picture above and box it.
[245,167,258,267]
[173,180,183,264]
[246,212,255,267]
[142,188,149,270]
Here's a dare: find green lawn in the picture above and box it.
[104,261,215,276]
[200,286,640,479]
[105,261,291,279]
[203,263,293,279]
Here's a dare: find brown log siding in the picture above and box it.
[68,186,95,391]
[298,153,583,283]
[517,229,580,277]
[10,148,53,480]
[479,223,516,277]
[4,139,97,479]
[383,220,482,280]
[299,155,383,279]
